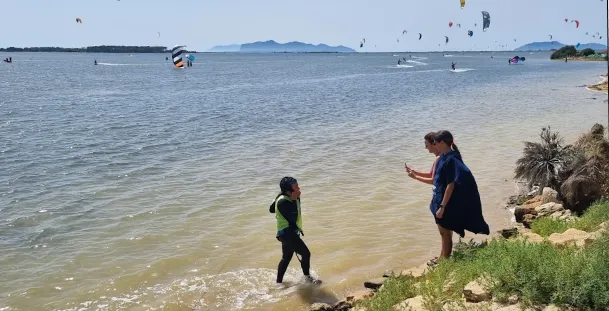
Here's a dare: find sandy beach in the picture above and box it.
[587,74,609,93]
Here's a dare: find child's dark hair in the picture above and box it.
[424,132,436,143]
[434,130,460,154]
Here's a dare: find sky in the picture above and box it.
[0,0,607,52]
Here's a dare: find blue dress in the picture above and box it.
[431,151,490,238]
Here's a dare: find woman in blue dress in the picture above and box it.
[430,130,490,263]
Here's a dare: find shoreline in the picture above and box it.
[586,74,609,93]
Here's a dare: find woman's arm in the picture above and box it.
[410,174,434,185]
[407,156,439,180]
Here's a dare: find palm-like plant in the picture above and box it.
[514,126,573,191]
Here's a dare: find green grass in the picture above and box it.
[355,275,417,311]
[357,201,609,311]
[531,200,609,237]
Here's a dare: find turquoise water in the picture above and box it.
[0,52,607,311]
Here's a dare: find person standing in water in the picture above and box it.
[451,62,456,70]
[426,131,490,263]
[269,177,321,285]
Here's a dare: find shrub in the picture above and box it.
[560,124,609,211]
[581,48,595,57]
[551,45,577,59]
[515,126,572,191]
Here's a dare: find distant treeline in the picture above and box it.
[0,46,196,53]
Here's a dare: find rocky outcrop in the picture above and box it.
[400,263,431,279]
[541,187,559,204]
[310,303,333,311]
[548,228,594,248]
[463,277,492,303]
[519,231,544,243]
[363,278,385,290]
[536,202,565,217]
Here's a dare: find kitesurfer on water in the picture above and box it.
[398,59,402,65]
[451,62,456,70]
[269,177,321,285]
[94,59,98,65]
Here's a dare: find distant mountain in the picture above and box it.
[515,41,607,51]
[207,44,241,52]
[208,40,355,53]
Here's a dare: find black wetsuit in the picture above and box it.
[270,196,311,283]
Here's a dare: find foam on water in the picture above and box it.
[406,60,428,65]
[450,68,475,72]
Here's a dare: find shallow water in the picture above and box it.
[0,52,607,311]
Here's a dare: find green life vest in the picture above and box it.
[275,195,302,231]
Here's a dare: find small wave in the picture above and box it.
[411,56,428,60]
[392,65,414,68]
[96,63,150,66]
[392,54,400,57]
[443,54,455,57]
[55,267,318,311]
[405,60,427,66]
[450,68,475,73]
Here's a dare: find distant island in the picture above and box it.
[207,40,355,53]
[0,46,196,53]
[515,41,607,52]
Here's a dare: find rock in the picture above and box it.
[535,203,564,217]
[393,295,425,311]
[541,187,559,204]
[463,279,491,303]
[524,195,542,205]
[522,214,538,228]
[399,263,430,280]
[498,228,519,239]
[527,186,540,197]
[514,207,528,223]
[442,300,489,311]
[364,278,385,290]
[346,290,374,303]
[310,302,333,311]
[507,195,520,205]
[507,295,519,305]
[548,228,591,248]
[599,221,609,231]
[550,210,565,219]
[383,269,396,278]
[518,231,544,244]
[351,307,369,311]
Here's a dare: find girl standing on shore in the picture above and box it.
[405,132,441,265]
[428,130,490,262]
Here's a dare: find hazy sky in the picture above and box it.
[1,0,607,51]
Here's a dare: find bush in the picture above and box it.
[581,48,595,57]
[551,45,577,59]
[514,126,572,191]
[531,199,609,236]
[560,124,609,211]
